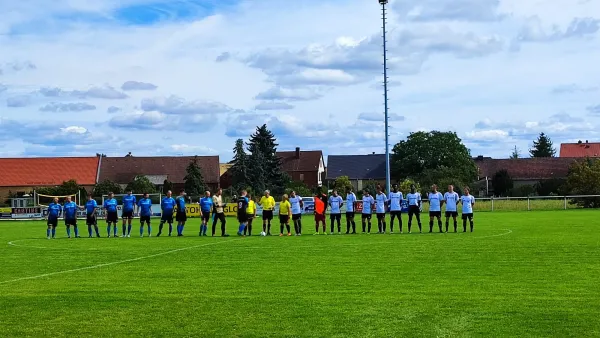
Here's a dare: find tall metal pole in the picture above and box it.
[381,1,391,195]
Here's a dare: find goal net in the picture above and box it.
[36,193,79,207]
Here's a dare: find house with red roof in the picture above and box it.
[560,140,600,158]
[0,157,101,204]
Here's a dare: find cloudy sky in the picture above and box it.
[1,0,599,161]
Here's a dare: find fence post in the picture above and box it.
[527,197,530,211]
[491,197,494,212]
[564,196,567,210]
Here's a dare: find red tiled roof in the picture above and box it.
[98,156,220,184]
[560,142,600,157]
[475,157,578,180]
[277,150,323,172]
[0,157,99,187]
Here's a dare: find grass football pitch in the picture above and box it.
[1,211,599,337]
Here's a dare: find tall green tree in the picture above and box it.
[510,146,520,159]
[563,159,600,208]
[229,139,250,192]
[126,176,157,194]
[333,176,353,192]
[183,156,206,196]
[529,132,556,157]
[492,169,514,197]
[391,131,478,188]
[246,124,288,195]
[94,179,123,196]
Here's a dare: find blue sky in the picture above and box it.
[1,0,599,161]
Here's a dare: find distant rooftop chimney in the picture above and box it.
[125,152,133,157]
[295,147,300,159]
[578,140,583,144]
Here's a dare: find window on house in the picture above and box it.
[318,171,322,183]
[300,173,305,181]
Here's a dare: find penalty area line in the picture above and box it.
[0,239,242,285]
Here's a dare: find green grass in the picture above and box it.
[1,212,599,337]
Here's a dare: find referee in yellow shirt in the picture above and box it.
[243,194,257,236]
[278,194,292,236]
[259,190,275,236]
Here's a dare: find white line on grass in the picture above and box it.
[0,239,242,285]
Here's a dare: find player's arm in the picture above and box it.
[471,196,475,207]
[440,193,445,207]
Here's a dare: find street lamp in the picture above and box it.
[378,0,391,195]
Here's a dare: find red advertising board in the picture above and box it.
[355,201,363,212]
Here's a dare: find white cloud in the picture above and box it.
[254,101,295,111]
[40,102,96,112]
[121,81,158,91]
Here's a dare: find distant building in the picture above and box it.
[97,156,221,193]
[0,157,100,203]
[277,148,325,188]
[560,140,600,157]
[326,154,386,191]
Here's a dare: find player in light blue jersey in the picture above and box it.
[175,190,187,237]
[345,187,357,234]
[63,196,80,238]
[460,187,476,232]
[428,185,444,233]
[406,185,422,233]
[289,191,304,235]
[46,197,62,239]
[361,190,375,234]
[375,186,388,234]
[388,184,403,233]
[443,185,460,232]
[328,190,343,234]
[137,193,153,237]
[85,194,100,238]
[104,192,119,237]
[157,190,176,237]
[121,190,137,238]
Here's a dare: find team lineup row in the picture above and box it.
[42,184,476,239]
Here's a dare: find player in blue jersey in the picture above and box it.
[198,191,212,236]
[85,194,100,238]
[157,190,176,237]
[46,197,62,239]
[406,185,422,233]
[104,192,119,237]
[361,190,375,234]
[328,190,343,234]
[176,190,187,237]
[63,196,80,238]
[375,186,388,234]
[121,190,136,238]
[388,184,403,233]
[236,190,249,236]
[443,185,460,232]
[345,187,357,234]
[428,185,444,233]
[137,193,153,237]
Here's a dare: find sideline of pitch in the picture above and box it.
[0,238,243,285]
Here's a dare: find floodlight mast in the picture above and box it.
[379,0,391,195]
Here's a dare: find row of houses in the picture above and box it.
[0,142,598,201]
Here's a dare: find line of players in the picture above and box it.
[43,184,475,239]
[309,183,476,235]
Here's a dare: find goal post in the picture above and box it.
[35,192,79,207]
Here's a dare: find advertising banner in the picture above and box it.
[11,207,43,219]
[0,207,12,219]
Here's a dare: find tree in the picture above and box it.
[535,179,565,196]
[529,132,556,158]
[246,124,287,195]
[183,156,206,196]
[492,169,513,197]
[38,180,81,196]
[510,146,520,159]
[229,139,250,192]
[391,131,478,187]
[94,179,123,196]
[163,179,174,194]
[563,159,600,208]
[285,180,312,198]
[126,176,157,194]
[333,176,353,192]
[398,179,421,195]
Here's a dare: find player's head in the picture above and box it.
[264,190,270,197]
[241,190,247,197]
[167,190,172,197]
[247,193,251,199]
[216,188,222,196]
[317,186,322,194]
[179,189,185,196]
[53,197,59,203]
[143,193,149,198]
[448,185,454,192]
[204,191,211,197]
[108,192,114,198]
[283,194,288,201]
[392,183,398,192]
[87,193,93,200]
[410,184,416,193]
[376,185,382,193]
[65,196,71,202]
[464,186,470,195]
[431,184,438,192]
[363,189,369,196]
[346,186,352,193]
[290,190,296,197]
[127,189,132,195]
[332,190,338,196]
